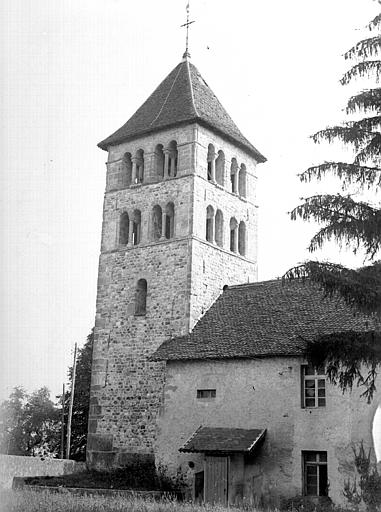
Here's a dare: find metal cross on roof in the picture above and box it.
[181,2,195,59]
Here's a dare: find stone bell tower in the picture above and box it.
[87,52,266,468]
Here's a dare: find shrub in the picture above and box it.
[281,495,335,512]
[343,442,381,512]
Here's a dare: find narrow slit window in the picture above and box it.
[135,279,147,316]
[197,389,216,399]
[119,212,129,245]
[206,206,214,242]
[152,205,162,241]
[165,202,175,239]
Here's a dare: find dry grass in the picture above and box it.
[0,489,267,512]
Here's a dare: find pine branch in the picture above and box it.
[290,195,381,257]
[368,13,381,31]
[305,331,381,402]
[283,261,381,316]
[299,162,381,189]
[354,132,381,165]
[352,115,381,132]
[345,36,381,60]
[312,125,372,150]
[341,61,381,85]
[347,88,381,114]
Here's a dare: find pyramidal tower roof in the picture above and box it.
[98,58,266,162]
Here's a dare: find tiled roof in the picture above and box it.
[98,59,266,162]
[179,427,266,454]
[152,279,376,361]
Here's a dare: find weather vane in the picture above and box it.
[181,2,195,59]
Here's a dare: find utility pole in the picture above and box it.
[60,383,65,459]
[66,343,77,459]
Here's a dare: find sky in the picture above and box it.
[1,0,379,401]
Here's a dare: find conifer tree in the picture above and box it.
[285,12,381,401]
[64,329,93,460]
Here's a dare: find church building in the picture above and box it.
[88,49,265,467]
[88,49,379,507]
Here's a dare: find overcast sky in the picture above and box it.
[1,0,379,401]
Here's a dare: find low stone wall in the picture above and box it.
[0,454,86,489]
[22,485,169,499]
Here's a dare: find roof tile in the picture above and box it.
[98,59,266,162]
[152,280,376,361]
[180,426,266,453]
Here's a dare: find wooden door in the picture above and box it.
[204,456,228,505]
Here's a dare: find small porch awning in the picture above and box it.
[179,427,266,454]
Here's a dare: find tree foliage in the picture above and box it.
[64,329,93,461]
[284,12,381,400]
[0,386,60,456]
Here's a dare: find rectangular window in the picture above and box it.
[197,389,216,399]
[302,365,326,408]
[303,451,328,496]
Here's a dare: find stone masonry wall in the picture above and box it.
[189,240,257,328]
[189,125,258,324]
[88,238,193,467]
[155,358,380,507]
[88,122,261,468]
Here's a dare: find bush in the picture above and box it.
[281,495,335,512]
[23,459,185,495]
[344,442,381,512]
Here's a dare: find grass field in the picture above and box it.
[0,489,264,512]
[0,489,357,512]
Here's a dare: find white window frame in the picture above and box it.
[302,365,326,408]
[303,451,328,497]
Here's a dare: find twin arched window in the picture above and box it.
[229,218,246,256]
[120,149,144,186]
[154,141,178,180]
[207,145,224,186]
[151,203,175,241]
[119,204,176,246]
[206,206,246,255]
[206,146,246,197]
[206,206,224,248]
[119,210,141,246]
